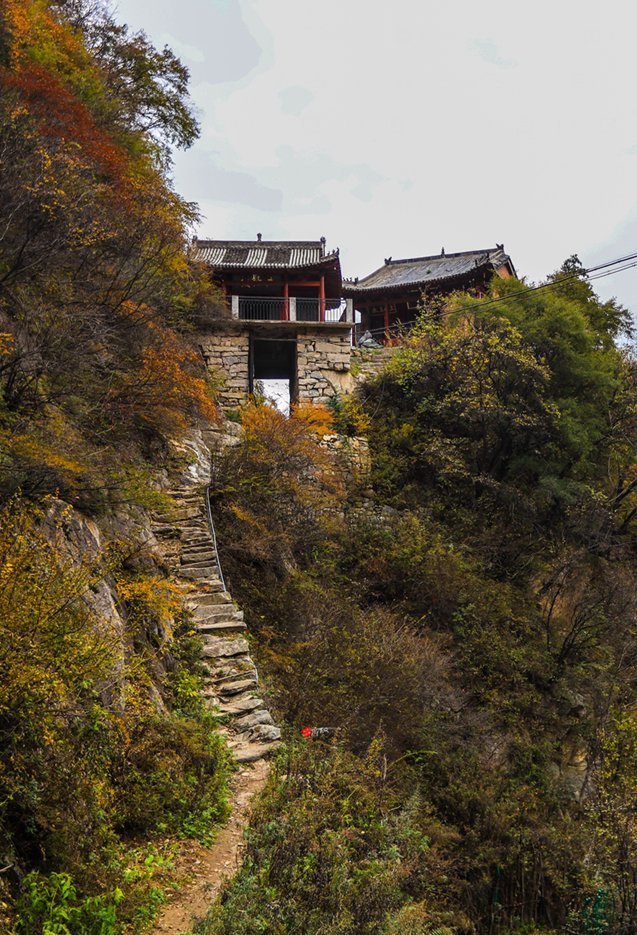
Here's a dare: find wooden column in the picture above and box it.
[319,274,325,323]
[384,302,390,344]
[283,278,289,321]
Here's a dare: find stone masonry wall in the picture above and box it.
[199,333,250,411]
[296,332,352,402]
[320,433,371,489]
[199,329,353,408]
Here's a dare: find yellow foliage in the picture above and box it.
[291,401,335,437]
[3,0,32,66]
[0,495,117,736]
[214,400,345,572]
[5,432,87,477]
[118,575,184,632]
[138,345,218,428]
[107,327,219,437]
[0,333,14,357]
[240,401,336,484]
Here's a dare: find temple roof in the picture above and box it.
[193,237,339,270]
[343,246,515,296]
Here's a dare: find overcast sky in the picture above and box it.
[116,0,637,314]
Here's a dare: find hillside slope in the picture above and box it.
[0,2,238,930]
[3,3,637,934]
[197,278,637,935]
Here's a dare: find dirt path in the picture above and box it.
[152,760,269,935]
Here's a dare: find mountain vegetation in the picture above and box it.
[0,1,228,930]
[200,271,637,934]
[2,2,637,934]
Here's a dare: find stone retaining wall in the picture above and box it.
[320,433,371,488]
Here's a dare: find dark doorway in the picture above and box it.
[249,337,297,412]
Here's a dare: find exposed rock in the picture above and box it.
[203,638,250,658]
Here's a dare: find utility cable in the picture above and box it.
[357,250,637,339]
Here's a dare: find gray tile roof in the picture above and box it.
[193,238,338,269]
[344,247,514,294]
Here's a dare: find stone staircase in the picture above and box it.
[152,482,281,764]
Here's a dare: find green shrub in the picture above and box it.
[16,872,122,935]
[197,741,452,935]
[112,714,229,843]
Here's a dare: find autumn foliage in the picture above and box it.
[0,3,230,929]
[0,0,215,508]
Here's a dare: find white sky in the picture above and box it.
[116,0,637,315]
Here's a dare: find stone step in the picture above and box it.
[233,709,274,731]
[186,590,227,602]
[232,741,281,764]
[192,597,236,611]
[183,532,212,549]
[186,591,230,611]
[206,663,255,685]
[193,604,242,620]
[208,662,257,685]
[202,638,249,659]
[189,603,234,617]
[180,567,218,580]
[196,620,247,635]
[231,723,281,744]
[217,677,259,697]
[195,602,240,615]
[156,506,201,519]
[193,596,236,610]
[187,590,232,605]
[181,548,215,561]
[180,558,217,570]
[186,577,227,610]
[192,616,246,629]
[181,537,213,548]
[179,533,210,544]
[195,612,244,628]
[216,695,264,717]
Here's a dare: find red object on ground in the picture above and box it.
[301,726,313,738]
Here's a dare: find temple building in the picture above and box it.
[344,245,516,343]
[193,236,354,410]
[192,236,518,410]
